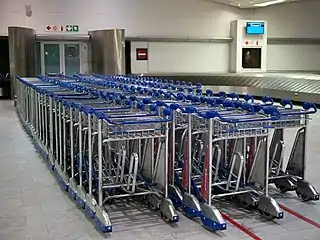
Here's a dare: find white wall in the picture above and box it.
[0,0,245,37]
[123,0,246,74]
[253,0,320,38]
[253,0,320,72]
[131,42,229,74]
[2,0,320,73]
[128,0,320,73]
[267,45,320,72]
[131,42,149,74]
[1,0,246,74]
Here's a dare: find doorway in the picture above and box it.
[40,42,82,75]
[0,37,9,75]
[125,40,132,74]
[0,37,10,98]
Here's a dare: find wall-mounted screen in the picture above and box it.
[246,22,265,35]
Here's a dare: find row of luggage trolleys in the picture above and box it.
[15,74,319,234]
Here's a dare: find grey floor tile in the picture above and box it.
[278,228,320,240]
[0,216,27,232]
[108,228,152,240]
[0,197,23,212]
[0,225,48,240]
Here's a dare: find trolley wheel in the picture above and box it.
[105,199,115,204]
[297,193,311,202]
[148,202,157,211]
[276,184,289,193]
[280,187,289,193]
[239,200,251,209]
[138,195,146,201]
[160,212,171,223]
[259,210,275,220]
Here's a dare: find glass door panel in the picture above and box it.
[43,44,61,74]
[64,44,80,75]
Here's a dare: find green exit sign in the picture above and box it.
[66,25,79,32]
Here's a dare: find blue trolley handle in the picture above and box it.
[93,107,173,124]
[261,96,274,106]
[60,95,99,100]
[205,89,214,97]
[279,102,317,116]
[202,106,280,123]
[280,99,293,109]
[302,102,317,114]
[244,94,255,103]
[218,91,227,98]
[155,100,170,108]
[170,103,189,113]
[227,93,239,100]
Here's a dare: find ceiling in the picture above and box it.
[210,0,304,8]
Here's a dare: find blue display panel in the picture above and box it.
[246,22,265,34]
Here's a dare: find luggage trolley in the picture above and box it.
[169,100,285,230]
[166,102,227,231]
[19,75,178,231]
[71,75,318,208]
[206,92,319,203]
[57,94,116,193]
[268,100,319,201]
[65,96,136,208]
[17,77,73,165]
[80,99,179,231]
[49,77,177,231]
[206,107,284,220]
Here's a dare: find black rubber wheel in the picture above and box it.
[149,202,157,211]
[161,212,171,223]
[302,195,311,201]
[105,199,114,204]
[239,200,251,209]
[259,210,275,220]
[279,187,289,193]
[297,193,311,202]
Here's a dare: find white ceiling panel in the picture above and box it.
[209,0,308,8]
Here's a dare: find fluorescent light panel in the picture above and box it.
[254,0,285,7]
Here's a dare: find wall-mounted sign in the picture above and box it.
[136,48,148,61]
[66,25,79,32]
[244,40,260,47]
[45,25,64,32]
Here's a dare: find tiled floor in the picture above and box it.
[0,100,319,240]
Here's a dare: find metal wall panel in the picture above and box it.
[89,29,125,75]
[8,27,36,99]
[126,37,232,43]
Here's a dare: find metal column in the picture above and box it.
[89,29,125,75]
[8,26,36,99]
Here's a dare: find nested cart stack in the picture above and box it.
[15,74,319,235]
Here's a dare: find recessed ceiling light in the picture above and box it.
[254,0,285,7]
